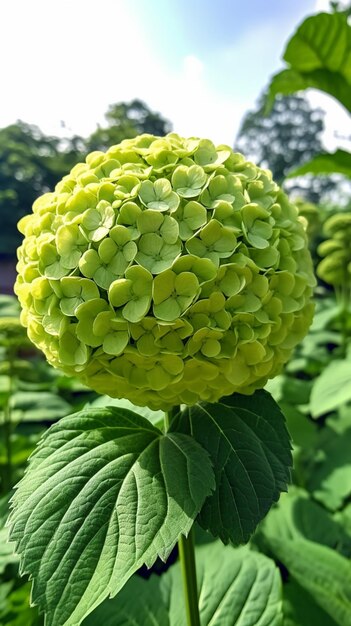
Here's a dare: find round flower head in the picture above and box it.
[317,212,351,287]
[15,133,315,410]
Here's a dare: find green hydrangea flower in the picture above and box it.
[15,133,315,410]
[317,213,351,287]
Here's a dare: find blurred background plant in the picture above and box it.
[1,2,351,625]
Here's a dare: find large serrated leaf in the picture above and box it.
[8,407,214,626]
[266,12,351,113]
[173,389,292,544]
[270,537,351,626]
[84,540,283,626]
[88,394,165,427]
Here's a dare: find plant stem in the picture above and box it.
[178,528,201,626]
[165,407,201,626]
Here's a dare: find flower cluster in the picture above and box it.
[15,133,315,410]
[317,212,351,287]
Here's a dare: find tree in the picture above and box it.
[86,99,172,152]
[0,122,83,256]
[1,100,171,261]
[235,94,336,203]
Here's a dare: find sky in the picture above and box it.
[0,0,350,149]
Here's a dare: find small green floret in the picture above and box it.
[15,133,315,409]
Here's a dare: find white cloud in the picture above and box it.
[182,55,205,82]
[1,0,348,152]
[313,0,330,9]
[0,0,157,135]
[0,0,248,146]
[307,91,351,151]
[314,0,350,10]
[0,2,245,145]
[153,55,249,145]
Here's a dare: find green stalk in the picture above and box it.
[165,407,201,626]
[178,529,201,626]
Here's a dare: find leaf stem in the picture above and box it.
[178,528,201,626]
[166,406,201,626]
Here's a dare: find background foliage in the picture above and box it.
[1,5,351,626]
[235,93,337,203]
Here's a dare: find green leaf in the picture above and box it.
[268,537,351,626]
[266,13,351,113]
[303,419,351,511]
[0,581,13,615]
[0,582,43,626]
[0,294,21,317]
[0,526,18,573]
[335,503,351,537]
[265,376,316,448]
[84,540,283,626]
[258,487,351,557]
[0,432,41,467]
[279,403,317,449]
[8,391,71,422]
[88,395,165,428]
[0,498,18,574]
[265,375,312,406]
[9,407,214,626]
[288,150,351,179]
[173,389,292,544]
[310,300,341,332]
[310,361,351,417]
[327,405,351,435]
[283,580,338,626]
